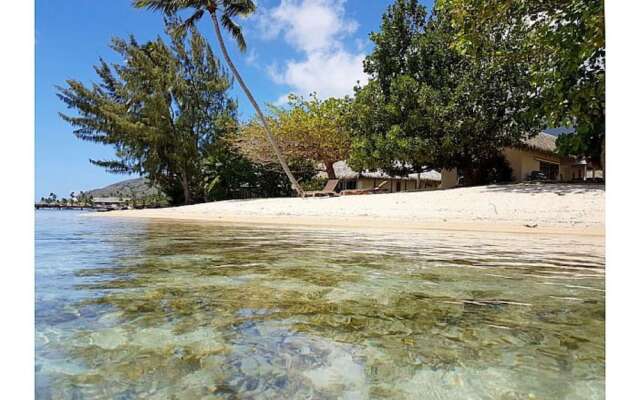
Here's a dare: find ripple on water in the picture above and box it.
[35,211,605,399]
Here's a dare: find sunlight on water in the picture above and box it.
[35,211,604,399]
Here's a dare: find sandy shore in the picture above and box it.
[97,183,605,237]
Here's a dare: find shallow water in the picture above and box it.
[35,210,605,399]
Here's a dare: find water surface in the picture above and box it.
[35,210,605,399]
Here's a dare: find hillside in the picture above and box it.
[86,177,160,199]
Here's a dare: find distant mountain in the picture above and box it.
[86,177,160,199]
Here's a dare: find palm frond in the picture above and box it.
[184,9,205,26]
[220,13,247,52]
[223,0,256,17]
[134,1,255,53]
[132,0,204,14]
[168,9,205,36]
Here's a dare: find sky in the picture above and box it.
[35,0,437,200]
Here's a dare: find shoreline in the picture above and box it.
[93,211,604,238]
[91,183,604,238]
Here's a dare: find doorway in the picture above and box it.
[539,161,559,180]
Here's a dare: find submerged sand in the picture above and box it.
[98,183,604,237]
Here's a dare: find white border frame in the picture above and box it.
[0,1,35,398]
[1,0,639,398]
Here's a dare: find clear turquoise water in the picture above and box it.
[35,210,605,399]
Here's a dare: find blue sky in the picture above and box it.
[35,0,437,200]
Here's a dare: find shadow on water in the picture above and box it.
[35,212,605,399]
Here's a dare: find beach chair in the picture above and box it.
[307,179,340,197]
[371,180,389,193]
[341,180,389,196]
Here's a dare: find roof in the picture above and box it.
[409,170,442,181]
[520,132,558,153]
[320,132,561,181]
[327,161,441,181]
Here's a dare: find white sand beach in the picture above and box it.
[99,183,604,236]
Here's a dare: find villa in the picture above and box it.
[441,132,595,188]
[320,161,442,193]
[504,132,590,182]
[324,132,596,193]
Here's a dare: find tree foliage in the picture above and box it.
[76,191,94,207]
[57,19,238,205]
[437,0,605,167]
[133,1,257,52]
[134,0,305,196]
[233,94,352,179]
[203,144,317,201]
[350,0,539,183]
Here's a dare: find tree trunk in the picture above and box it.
[462,167,474,187]
[181,174,192,205]
[209,11,304,197]
[600,135,605,180]
[324,161,337,179]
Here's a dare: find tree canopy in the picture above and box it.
[437,0,605,168]
[233,94,352,179]
[57,19,238,205]
[133,1,256,52]
[349,0,539,183]
[133,0,305,196]
[202,144,317,200]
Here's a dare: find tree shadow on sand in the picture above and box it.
[479,182,605,195]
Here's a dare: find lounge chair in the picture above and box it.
[340,180,389,196]
[307,179,340,197]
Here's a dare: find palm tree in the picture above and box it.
[133,0,305,197]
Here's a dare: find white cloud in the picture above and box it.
[256,0,368,99]
[273,94,292,106]
[271,50,366,99]
[266,0,358,53]
[245,48,258,67]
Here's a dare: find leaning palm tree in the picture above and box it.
[133,0,305,197]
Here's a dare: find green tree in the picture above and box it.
[76,191,87,207]
[202,144,315,201]
[133,0,305,196]
[364,0,429,97]
[350,0,538,183]
[234,94,352,179]
[353,0,435,177]
[438,0,605,172]
[57,20,238,205]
